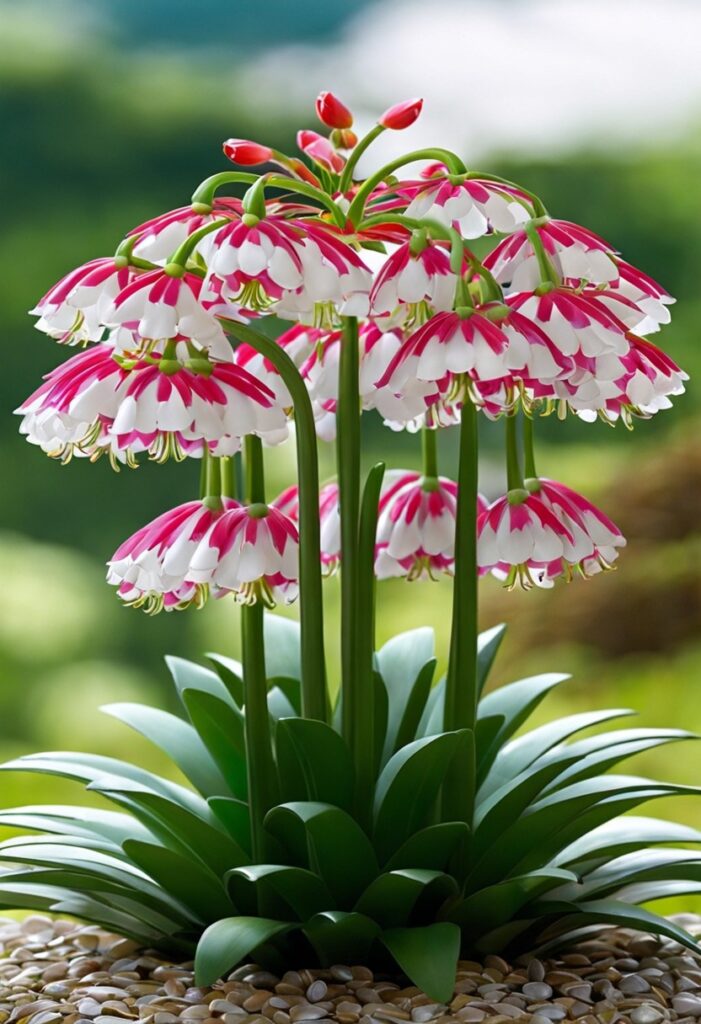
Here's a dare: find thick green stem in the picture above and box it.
[443,400,479,824]
[505,414,524,491]
[422,427,439,480]
[354,462,385,828]
[191,171,346,225]
[219,318,327,722]
[241,435,278,860]
[337,316,362,749]
[220,456,234,499]
[338,123,386,194]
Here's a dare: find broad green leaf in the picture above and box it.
[418,678,445,738]
[195,917,294,987]
[373,732,467,864]
[532,899,698,954]
[355,869,457,928]
[207,653,244,706]
[382,922,460,1003]
[377,628,435,761]
[101,702,230,799]
[389,660,437,763]
[476,673,569,772]
[265,802,379,906]
[0,804,152,848]
[208,797,252,855]
[384,822,470,872]
[227,864,332,920]
[124,839,233,922]
[267,686,297,721]
[479,709,635,800]
[616,880,701,904]
[477,624,507,695]
[166,656,238,709]
[269,676,302,714]
[448,868,577,935]
[570,849,701,900]
[276,718,354,811]
[181,690,248,800]
[304,911,380,966]
[374,670,389,774]
[554,816,701,872]
[264,614,301,680]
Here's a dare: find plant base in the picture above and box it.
[2,915,701,1023]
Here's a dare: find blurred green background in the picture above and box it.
[1,0,700,913]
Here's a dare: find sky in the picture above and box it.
[242,0,701,163]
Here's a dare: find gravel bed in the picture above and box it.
[3,916,701,1024]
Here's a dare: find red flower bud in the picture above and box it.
[379,98,424,130]
[316,91,354,130]
[331,128,358,150]
[222,138,273,166]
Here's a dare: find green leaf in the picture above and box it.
[448,868,577,936]
[195,917,294,987]
[373,732,467,864]
[265,802,379,906]
[382,923,460,1003]
[533,899,698,955]
[101,702,231,799]
[553,816,701,872]
[124,839,232,923]
[267,686,297,722]
[355,869,457,928]
[384,823,470,872]
[417,678,445,738]
[477,624,507,696]
[181,690,248,800]
[208,797,252,856]
[377,628,435,762]
[276,718,354,811]
[476,673,569,772]
[166,656,238,709]
[304,911,380,966]
[264,614,301,680]
[207,653,245,706]
[227,864,332,920]
[0,804,152,848]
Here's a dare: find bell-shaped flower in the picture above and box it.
[273,482,340,572]
[401,175,532,238]
[187,503,299,606]
[107,499,238,612]
[535,478,626,579]
[478,490,576,588]
[375,470,487,580]
[16,344,288,465]
[369,239,457,328]
[105,268,231,359]
[30,258,135,346]
[485,218,619,290]
[128,198,242,264]
[606,259,675,334]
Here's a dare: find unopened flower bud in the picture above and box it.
[222,138,273,166]
[379,98,423,130]
[315,91,354,129]
[297,130,345,173]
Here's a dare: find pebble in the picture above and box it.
[524,985,554,1001]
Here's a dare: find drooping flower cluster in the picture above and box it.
[20,91,686,603]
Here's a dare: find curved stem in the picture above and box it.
[219,317,328,722]
[337,315,362,750]
[354,462,385,829]
[347,148,468,226]
[338,123,385,194]
[241,435,278,859]
[466,170,547,218]
[505,414,524,491]
[443,399,478,825]
[191,171,346,225]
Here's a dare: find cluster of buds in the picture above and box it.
[20,92,685,605]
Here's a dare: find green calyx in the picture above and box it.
[163,262,186,279]
[421,475,440,493]
[483,302,511,322]
[242,213,261,228]
[201,494,224,511]
[158,339,181,375]
[191,201,213,215]
[247,502,270,519]
[242,177,267,221]
[454,305,474,320]
[507,487,530,505]
[525,476,542,494]
[409,228,429,256]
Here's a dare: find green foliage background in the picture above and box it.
[1,1,699,917]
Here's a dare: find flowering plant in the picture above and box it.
[2,94,698,1000]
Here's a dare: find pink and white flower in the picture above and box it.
[105,269,231,359]
[107,499,238,612]
[30,258,135,346]
[375,470,487,580]
[484,219,619,290]
[478,482,625,589]
[273,482,341,572]
[16,344,288,464]
[605,259,675,334]
[507,287,630,361]
[206,216,372,323]
[369,239,457,328]
[187,503,299,605]
[401,175,532,238]
[128,198,242,264]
